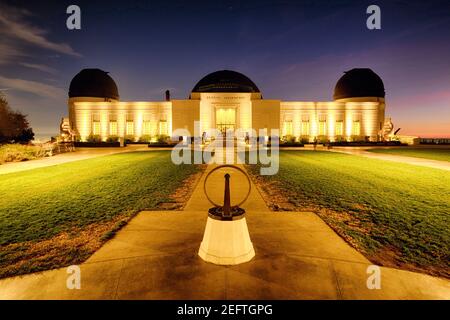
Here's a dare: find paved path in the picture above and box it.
[1,208,448,299]
[184,164,269,212]
[0,158,449,299]
[331,147,450,171]
[0,145,148,175]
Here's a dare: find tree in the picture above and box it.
[0,93,34,144]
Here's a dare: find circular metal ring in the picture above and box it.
[203,164,252,207]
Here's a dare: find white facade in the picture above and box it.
[69,94,385,143]
[67,69,387,143]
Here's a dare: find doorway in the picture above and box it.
[216,108,236,136]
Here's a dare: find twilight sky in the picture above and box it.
[0,0,449,137]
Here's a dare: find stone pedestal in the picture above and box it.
[198,216,255,265]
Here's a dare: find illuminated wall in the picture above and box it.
[172,99,200,136]
[68,94,385,142]
[337,97,385,141]
[280,98,384,142]
[69,98,171,142]
[252,99,280,135]
[196,93,255,137]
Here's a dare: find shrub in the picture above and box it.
[155,134,170,144]
[138,135,151,143]
[125,135,135,143]
[317,135,328,144]
[300,136,309,144]
[351,135,365,142]
[86,134,102,143]
[106,136,119,143]
[0,144,46,164]
[283,135,296,143]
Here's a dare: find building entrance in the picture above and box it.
[216,108,236,136]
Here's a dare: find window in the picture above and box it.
[159,120,168,135]
[126,121,134,135]
[109,121,117,136]
[142,121,152,135]
[319,121,327,136]
[92,121,101,135]
[335,121,343,136]
[352,121,361,136]
[301,121,309,136]
[283,121,293,136]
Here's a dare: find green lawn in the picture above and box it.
[0,151,200,278]
[367,147,450,162]
[248,151,450,277]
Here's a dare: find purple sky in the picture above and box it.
[0,0,449,137]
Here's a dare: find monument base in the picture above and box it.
[198,216,255,265]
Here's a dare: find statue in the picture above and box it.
[382,117,394,140]
[59,117,76,142]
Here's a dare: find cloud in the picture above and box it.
[0,75,65,99]
[0,41,28,64]
[19,62,58,75]
[0,3,81,60]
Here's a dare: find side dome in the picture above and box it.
[69,68,119,100]
[192,70,260,93]
[333,68,385,100]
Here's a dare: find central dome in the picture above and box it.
[192,70,260,93]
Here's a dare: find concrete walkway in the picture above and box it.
[331,147,450,171]
[0,145,148,175]
[184,164,269,212]
[0,162,449,299]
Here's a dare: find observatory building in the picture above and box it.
[66,68,388,142]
